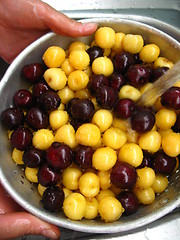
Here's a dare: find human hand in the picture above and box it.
[0,183,60,239]
[0,0,97,63]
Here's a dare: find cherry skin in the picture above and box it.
[112,52,135,73]
[1,107,25,130]
[86,46,103,64]
[131,108,155,133]
[10,126,33,151]
[32,81,49,102]
[39,90,61,111]
[150,67,168,82]
[161,86,180,110]
[172,113,180,133]
[110,162,137,189]
[74,145,94,169]
[96,85,119,110]
[113,98,136,119]
[23,146,45,168]
[126,64,150,88]
[70,98,95,122]
[26,107,49,130]
[46,142,73,170]
[117,191,139,215]
[137,150,153,168]
[109,72,126,91]
[21,63,44,83]
[152,150,176,175]
[89,74,109,94]
[38,164,61,187]
[41,186,64,212]
[13,89,33,109]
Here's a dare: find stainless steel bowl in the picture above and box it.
[0,18,180,234]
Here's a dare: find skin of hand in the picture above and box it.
[0,183,61,239]
[0,0,97,63]
[0,0,97,239]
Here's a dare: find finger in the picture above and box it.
[0,212,60,240]
[0,184,22,214]
[36,1,98,37]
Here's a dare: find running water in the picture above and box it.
[137,61,180,106]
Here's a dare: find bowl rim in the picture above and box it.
[0,17,180,234]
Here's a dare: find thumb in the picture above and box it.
[36,1,97,37]
[0,212,60,239]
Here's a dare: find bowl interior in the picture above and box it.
[0,18,180,233]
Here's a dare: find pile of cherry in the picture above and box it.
[1,47,180,216]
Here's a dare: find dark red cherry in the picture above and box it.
[109,72,126,91]
[46,142,73,170]
[150,67,168,82]
[41,186,64,212]
[138,150,153,168]
[74,145,94,169]
[23,147,45,168]
[126,64,150,88]
[161,86,180,110]
[131,109,155,133]
[32,81,49,101]
[39,90,61,111]
[112,52,135,73]
[10,126,33,151]
[89,74,109,94]
[1,107,25,130]
[70,98,95,122]
[96,85,118,110]
[86,46,103,64]
[110,162,137,189]
[21,63,44,83]
[26,107,49,130]
[152,150,176,175]
[13,89,33,108]
[172,114,180,133]
[113,98,136,119]
[117,191,139,215]
[38,164,60,187]
[70,118,84,131]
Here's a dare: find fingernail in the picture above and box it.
[41,229,60,240]
[83,22,98,28]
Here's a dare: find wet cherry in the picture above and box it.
[41,186,64,212]
[86,46,103,64]
[152,150,176,175]
[1,107,25,130]
[113,98,136,119]
[38,164,60,187]
[26,107,49,130]
[89,74,109,94]
[110,162,137,189]
[126,64,150,88]
[22,63,44,83]
[131,108,155,133]
[10,126,33,151]
[39,90,61,111]
[96,85,119,109]
[117,191,139,215]
[13,89,33,109]
[109,72,126,91]
[23,146,45,168]
[161,86,180,110]
[70,98,95,122]
[74,145,94,169]
[46,142,73,170]
[112,52,135,73]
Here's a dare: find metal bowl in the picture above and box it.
[0,18,180,234]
